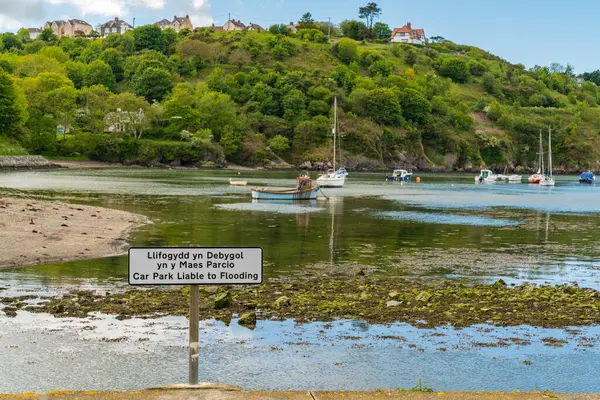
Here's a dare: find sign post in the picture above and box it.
[128,247,263,385]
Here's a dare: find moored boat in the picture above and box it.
[507,175,522,183]
[317,97,346,188]
[251,175,320,200]
[528,131,545,184]
[579,172,595,184]
[387,169,413,182]
[475,169,497,183]
[539,127,555,187]
[230,178,248,187]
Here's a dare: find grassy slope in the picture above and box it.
[0,137,28,156]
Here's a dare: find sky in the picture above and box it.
[0,0,597,73]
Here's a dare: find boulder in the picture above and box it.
[388,290,399,299]
[214,291,232,309]
[386,300,401,307]
[275,296,291,309]
[416,291,433,302]
[238,311,257,327]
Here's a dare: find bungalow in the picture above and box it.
[391,22,425,45]
[27,28,42,40]
[247,23,264,31]
[95,18,134,38]
[43,19,93,38]
[223,19,246,31]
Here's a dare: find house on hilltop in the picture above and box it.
[43,19,93,38]
[27,28,42,40]
[391,22,425,44]
[223,19,246,31]
[247,23,264,31]
[95,18,134,38]
[155,15,193,32]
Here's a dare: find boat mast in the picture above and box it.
[333,97,337,171]
[540,130,544,176]
[548,126,552,177]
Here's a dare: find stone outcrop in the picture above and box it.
[0,156,59,169]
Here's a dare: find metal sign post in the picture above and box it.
[128,247,263,385]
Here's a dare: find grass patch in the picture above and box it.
[0,137,28,156]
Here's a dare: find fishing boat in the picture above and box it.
[229,178,247,187]
[317,97,346,188]
[251,175,320,200]
[475,169,497,183]
[528,131,545,184]
[539,127,555,187]
[502,167,522,183]
[387,169,413,182]
[579,172,595,184]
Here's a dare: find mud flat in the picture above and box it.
[0,196,147,269]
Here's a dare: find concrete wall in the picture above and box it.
[0,156,58,169]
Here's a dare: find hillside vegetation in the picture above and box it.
[0,24,599,171]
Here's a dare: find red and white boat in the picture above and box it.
[528,131,544,184]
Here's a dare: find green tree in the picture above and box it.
[64,61,87,89]
[17,28,31,42]
[2,33,23,51]
[335,38,359,64]
[99,48,125,81]
[133,25,166,53]
[364,88,402,125]
[109,92,153,139]
[0,72,22,136]
[76,85,112,133]
[196,90,238,141]
[340,20,370,41]
[298,13,317,29]
[39,28,58,42]
[358,2,382,30]
[131,67,173,102]
[373,22,391,39]
[467,59,486,76]
[404,48,418,66]
[269,24,291,35]
[282,89,307,123]
[269,135,290,155]
[439,58,470,83]
[400,88,431,125]
[84,60,116,91]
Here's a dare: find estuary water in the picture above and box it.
[1,168,600,392]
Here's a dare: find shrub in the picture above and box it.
[439,58,470,83]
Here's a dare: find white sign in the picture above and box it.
[128,247,263,285]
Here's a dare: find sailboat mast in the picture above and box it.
[333,97,337,171]
[540,130,544,176]
[548,126,552,177]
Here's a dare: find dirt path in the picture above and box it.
[0,197,147,269]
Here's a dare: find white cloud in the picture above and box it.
[0,14,23,30]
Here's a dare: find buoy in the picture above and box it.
[416,177,421,183]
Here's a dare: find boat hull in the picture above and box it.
[580,179,594,184]
[251,187,321,200]
[316,176,345,188]
[387,175,412,182]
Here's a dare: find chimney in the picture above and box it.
[407,22,412,30]
[174,15,177,19]
[186,14,189,19]
[115,17,119,22]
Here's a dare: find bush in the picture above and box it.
[467,59,486,76]
[269,135,290,155]
[364,88,403,126]
[439,58,470,83]
[400,88,431,125]
[335,38,359,64]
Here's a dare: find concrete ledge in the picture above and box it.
[150,383,243,391]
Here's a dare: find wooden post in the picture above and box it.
[189,285,199,385]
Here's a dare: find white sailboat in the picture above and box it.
[528,131,544,184]
[317,97,346,188]
[540,127,555,187]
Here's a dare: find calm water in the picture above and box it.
[1,168,600,392]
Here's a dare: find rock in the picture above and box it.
[416,291,433,302]
[275,296,291,309]
[204,286,219,294]
[389,290,399,299]
[386,300,401,307]
[494,279,507,287]
[238,311,257,327]
[214,291,232,309]
[356,269,365,277]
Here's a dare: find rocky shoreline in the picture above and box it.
[0,156,60,170]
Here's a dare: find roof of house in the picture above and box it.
[173,15,189,24]
[225,19,246,28]
[155,19,171,26]
[69,19,92,27]
[391,23,425,40]
[248,23,264,30]
[100,18,134,29]
[28,28,42,33]
[47,20,66,27]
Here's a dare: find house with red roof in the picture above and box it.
[391,22,426,44]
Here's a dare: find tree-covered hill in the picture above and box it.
[1,22,599,171]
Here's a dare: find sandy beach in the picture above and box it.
[0,197,147,269]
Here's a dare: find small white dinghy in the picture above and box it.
[230,178,248,187]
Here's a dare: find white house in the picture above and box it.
[27,28,42,40]
[105,108,145,133]
[223,19,246,31]
[391,22,425,44]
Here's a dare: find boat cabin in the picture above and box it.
[297,176,314,191]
